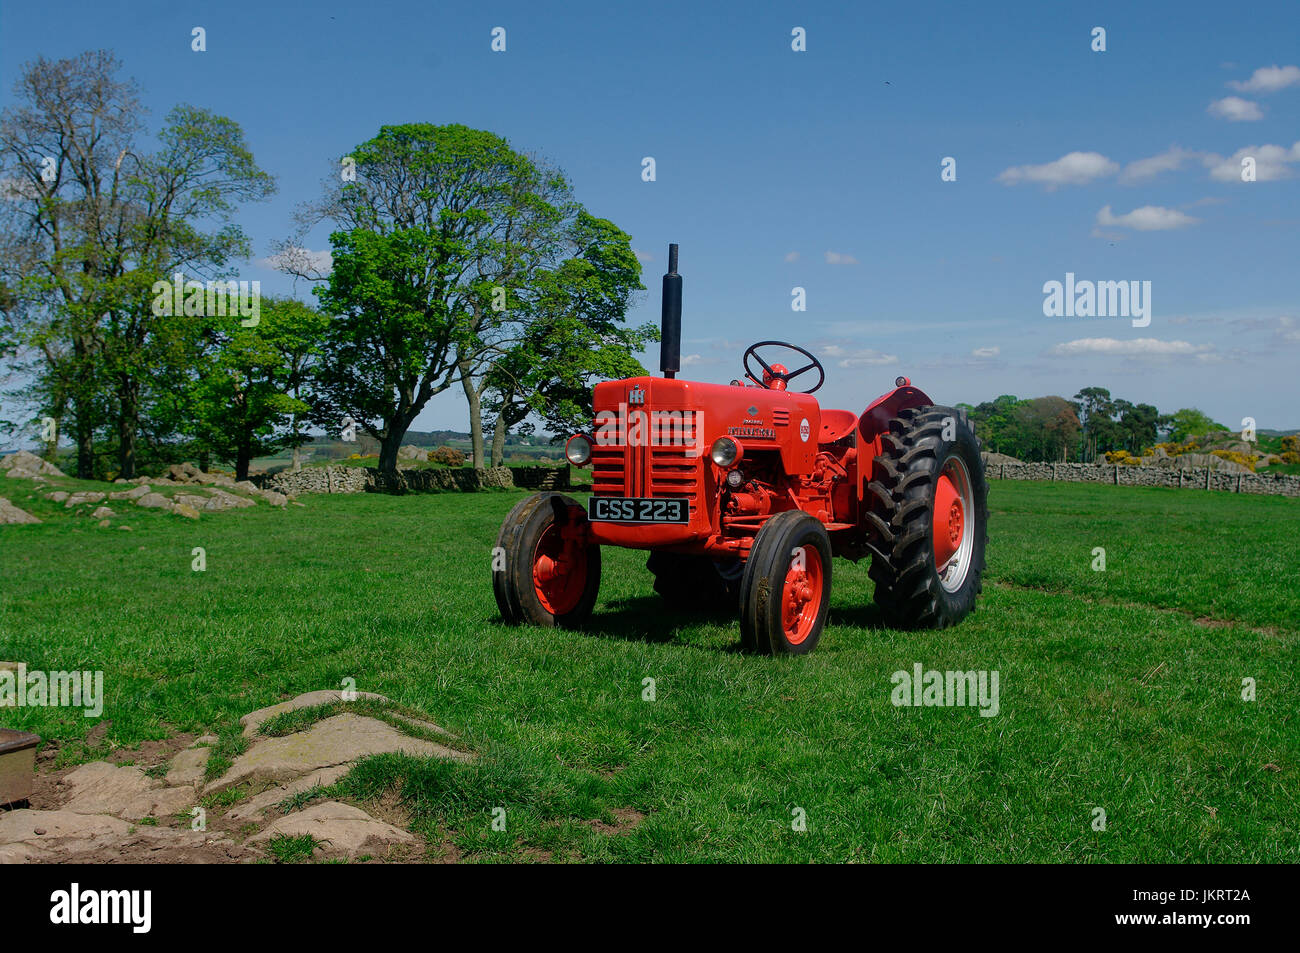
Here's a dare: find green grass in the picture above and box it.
[1,479,1295,862]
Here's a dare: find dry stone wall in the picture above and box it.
[988,462,1300,497]
[253,465,521,496]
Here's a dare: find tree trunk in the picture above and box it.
[75,407,94,479]
[378,435,401,473]
[490,414,508,468]
[291,409,302,471]
[117,379,138,480]
[198,449,210,472]
[458,359,485,468]
[236,436,251,482]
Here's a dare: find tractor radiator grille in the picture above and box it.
[773,408,790,427]
[588,412,700,509]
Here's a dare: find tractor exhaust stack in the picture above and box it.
[660,243,682,379]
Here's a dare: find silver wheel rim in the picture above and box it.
[937,455,976,594]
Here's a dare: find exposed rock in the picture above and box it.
[64,491,106,508]
[204,488,255,510]
[173,503,201,520]
[0,450,65,477]
[60,762,194,821]
[91,506,115,519]
[387,711,458,740]
[257,489,288,507]
[981,451,1022,466]
[249,801,414,858]
[224,765,352,822]
[136,492,173,510]
[109,484,152,501]
[47,491,69,502]
[0,809,132,862]
[398,445,429,462]
[165,747,212,787]
[0,497,41,525]
[118,525,132,531]
[206,713,467,795]
[240,689,391,737]
[235,480,258,493]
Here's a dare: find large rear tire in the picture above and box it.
[739,510,833,655]
[493,493,601,628]
[867,406,987,628]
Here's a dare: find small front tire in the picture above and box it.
[739,510,833,655]
[493,493,601,628]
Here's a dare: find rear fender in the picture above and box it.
[856,384,935,500]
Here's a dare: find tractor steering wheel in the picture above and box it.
[743,341,825,394]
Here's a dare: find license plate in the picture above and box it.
[588,497,689,523]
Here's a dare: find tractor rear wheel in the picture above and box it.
[493,493,601,628]
[739,510,833,655]
[867,406,987,628]
[647,552,742,612]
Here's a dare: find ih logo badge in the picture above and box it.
[799,418,811,442]
[628,386,645,405]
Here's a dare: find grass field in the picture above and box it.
[1,480,1296,862]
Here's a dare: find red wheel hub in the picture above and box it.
[532,517,587,616]
[781,546,824,645]
[933,472,965,569]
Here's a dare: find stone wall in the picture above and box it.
[510,466,571,490]
[987,462,1300,497]
[252,465,520,496]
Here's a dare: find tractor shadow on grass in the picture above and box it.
[574,596,748,652]
[549,598,893,652]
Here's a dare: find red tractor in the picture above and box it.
[493,245,987,654]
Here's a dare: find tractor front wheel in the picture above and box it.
[867,406,988,628]
[493,493,601,628]
[739,510,833,655]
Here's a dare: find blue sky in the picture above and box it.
[3,0,1297,432]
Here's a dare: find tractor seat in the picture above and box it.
[819,408,858,443]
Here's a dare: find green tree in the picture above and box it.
[0,51,274,478]
[182,297,326,480]
[1166,408,1227,443]
[293,123,642,473]
[481,212,653,465]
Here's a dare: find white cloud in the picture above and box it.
[824,250,858,265]
[1048,337,1211,358]
[784,251,800,263]
[261,246,333,275]
[1204,142,1300,182]
[997,151,1118,189]
[1096,204,1199,231]
[680,353,702,366]
[1228,65,1300,93]
[971,346,999,359]
[633,248,654,262]
[837,348,897,367]
[1119,147,1195,183]
[1208,96,1264,121]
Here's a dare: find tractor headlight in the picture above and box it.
[710,437,741,468]
[565,434,592,466]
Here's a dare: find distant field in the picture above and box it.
[1,481,1295,862]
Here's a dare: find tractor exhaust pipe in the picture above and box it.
[660,243,682,379]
